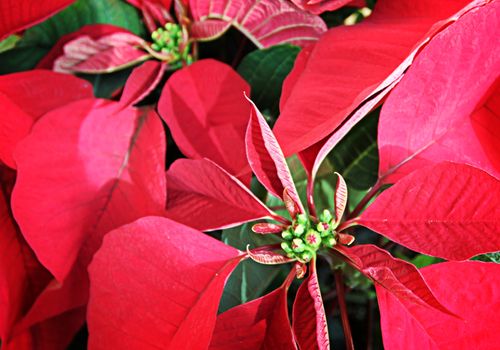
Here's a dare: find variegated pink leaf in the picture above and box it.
[190,20,232,41]
[337,244,455,316]
[54,32,151,74]
[246,98,304,212]
[292,261,330,350]
[189,0,326,48]
[333,172,347,225]
[166,158,278,231]
[246,246,294,265]
[252,223,284,234]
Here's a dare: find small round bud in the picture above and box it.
[292,238,305,253]
[281,241,293,254]
[319,209,333,223]
[281,229,293,240]
[323,236,337,248]
[293,223,305,236]
[305,230,321,248]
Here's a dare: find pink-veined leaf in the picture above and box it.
[119,60,166,107]
[275,0,488,156]
[378,1,500,184]
[252,223,284,234]
[0,0,74,39]
[0,71,93,169]
[54,32,150,74]
[283,188,301,219]
[159,59,251,182]
[377,261,500,350]
[337,244,454,316]
[37,24,131,69]
[333,172,347,225]
[12,99,166,282]
[88,216,242,350]
[358,162,500,261]
[189,20,232,42]
[246,246,295,265]
[292,261,329,350]
[2,308,85,350]
[188,0,326,48]
[166,158,276,231]
[209,280,296,349]
[246,98,303,212]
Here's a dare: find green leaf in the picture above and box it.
[238,45,300,121]
[0,0,145,74]
[219,223,286,313]
[410,254,443,268]
[327,109,379,190]
[0,35,20,53]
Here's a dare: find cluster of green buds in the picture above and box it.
[280,210,337,263]
[151,23,192,64]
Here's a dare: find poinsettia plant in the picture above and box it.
[0,0,499,349]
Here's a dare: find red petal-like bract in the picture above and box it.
[377,261,500,349]
[159,59,251,181]
[275,0,487,156]
[126,0,172,32]
[358,162,500,261]
[0,0,74,39]
[88,216,242,350]
[166,159,275,231]
[246,99,303,211]
[0,71,93,168]
[292,263,329,350]
[338,244,453,316]
[54,32,150,74]
[12,99,166,282]
[119,60,166,107]
[189,0,327,48]
[209,286,296,349]
[378,0,500,183]
[37,24,131,70]
[290,0,357,15]
[333,173,347,225]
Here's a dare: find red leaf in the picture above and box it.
[246,99,303,212]
[166,159,275,231]
[378,1,500,183]
[291,0,358,15]
[126,0,173,32]
[120,60,166,107]
[12,99,166,282]
[159,59,251,181]
[274,0,486,156]
[0,71,93,168]
[209,285,296,349]
[2,308,85,350]
[358,162,500,261]
[189,0,326,48]
[190,20,232,42]
[88,217,242,350]
[247,247,295,265]
[54,32,150,74]
[338,244,454,317]
[37,24,132,70]
[252,222,283,234]
[292,262,330,350]
[0,0,74,39]
[377,261,500,349]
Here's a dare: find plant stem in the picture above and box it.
[349,180,382,219]
[335,271,354,350]
[306,175,317,218]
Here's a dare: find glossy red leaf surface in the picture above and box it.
[0,71,93,168]
[166,159,275,231]
[209,286,296,349]
[292,263,329,350]
[119,60,166,107]
[338,244,452,315]
[88,216,242,350]
[0,0,74,39]
[159,59,251,180]
[246,99,303,211]
[377,261,500,349]
[275,0,486,156]
[378,1,500,183]
[54,32,150,74]
[12,99,166,281]
[189,0,326,48]
[358,162,500,261]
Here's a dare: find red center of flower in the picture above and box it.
[307,235,318,245]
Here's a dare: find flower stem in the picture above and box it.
[348,180,382,219]
[306,175,317,218]
[335,271,354,350]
